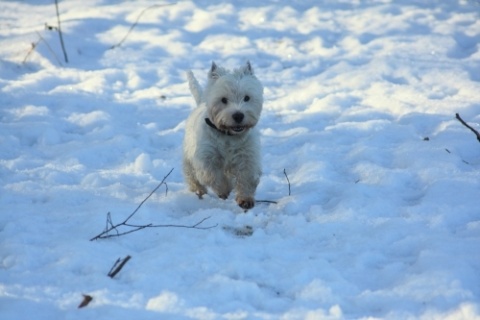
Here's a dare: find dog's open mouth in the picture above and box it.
[219,124,248,134]
[230,126,246,133]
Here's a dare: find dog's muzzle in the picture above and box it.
[205,118,249,136]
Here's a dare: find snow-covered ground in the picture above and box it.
[1,0,480,319]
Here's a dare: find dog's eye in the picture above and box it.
[244,95,250,102]
[221,97,228,104]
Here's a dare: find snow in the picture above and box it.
[1,0,480,319]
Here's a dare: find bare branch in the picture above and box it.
[256,199,278,204]
[456,113,480,143]
[110,3,177,50]
[283,169,291,196]
[22,41,40,64]
[123,168,174,223]
[93,217,216,240]
[54,0,68,63]
[253,169,292,205]
[78,294,93,308]
[23,32,64,66]
[45,23,58,31]
[90,169,217,240]
[105,212,119,237]
[108,255,131,278]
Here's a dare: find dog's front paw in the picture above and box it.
[195,187,207,199]
[236,196,255,210]
[217,193,229,200]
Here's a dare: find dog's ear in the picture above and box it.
[209,61,220,80]
[243,61,254,75]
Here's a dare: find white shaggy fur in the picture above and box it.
[183,62,263,209]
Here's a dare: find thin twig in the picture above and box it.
[90,168,173,240]
[110,3,177,50]
[26,31,64,66]
[54,0,68,63]
[456,113,480,143]
[90,169,218,240]
[38,31,63,66]
[254,169,292,205]
[106,212,119,237]
[108,255,131,278]
[93,217,216,240]
[283,169,291,196]
[78,294,93,308]
[22,40,41,64]
[150,216,216,229]
[256,199,278,204]
[123,168,174,223]
[45,23,58,31]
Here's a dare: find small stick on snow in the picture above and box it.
[456,113,480,143]
[256,199,278,204]
[108,255,131,278]
[22,40,40,64]
[283,169,291,196]
[90,168,217,241]
[110,3,177,50]
[78,294,93,308]
[54,0,68,63]
[254,169,292,205]
[26,31,64,66]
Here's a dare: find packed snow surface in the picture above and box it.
[1,0,480,319]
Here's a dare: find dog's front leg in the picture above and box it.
[235,174,260,209]
[233,157,261,210]
[196,151,233,200]
[207,170,233,200]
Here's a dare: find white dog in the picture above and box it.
[183,61,263,209]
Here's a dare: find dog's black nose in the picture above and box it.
[232,112,244,123]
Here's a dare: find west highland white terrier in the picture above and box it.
[183,61,263,210]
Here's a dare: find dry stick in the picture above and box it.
[256,169,292,204]
[105,212,119,237]
[91,169,173,240]
[23,32,64,66]
[90,169,217,241]
[456,113,480,143]
[36,31,64,66]
[108,255,131,278]
[283,169,291,196]
[92,217,215,240]
[45,23,58,31]
[22,40,40,64]
[123,168,174,224]
[110,3,177,50]
[256,200,278,204]
[54,0,68,63]
[78,294,93,308]
[128,216,214,230]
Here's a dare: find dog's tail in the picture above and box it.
[187,70,203,107]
